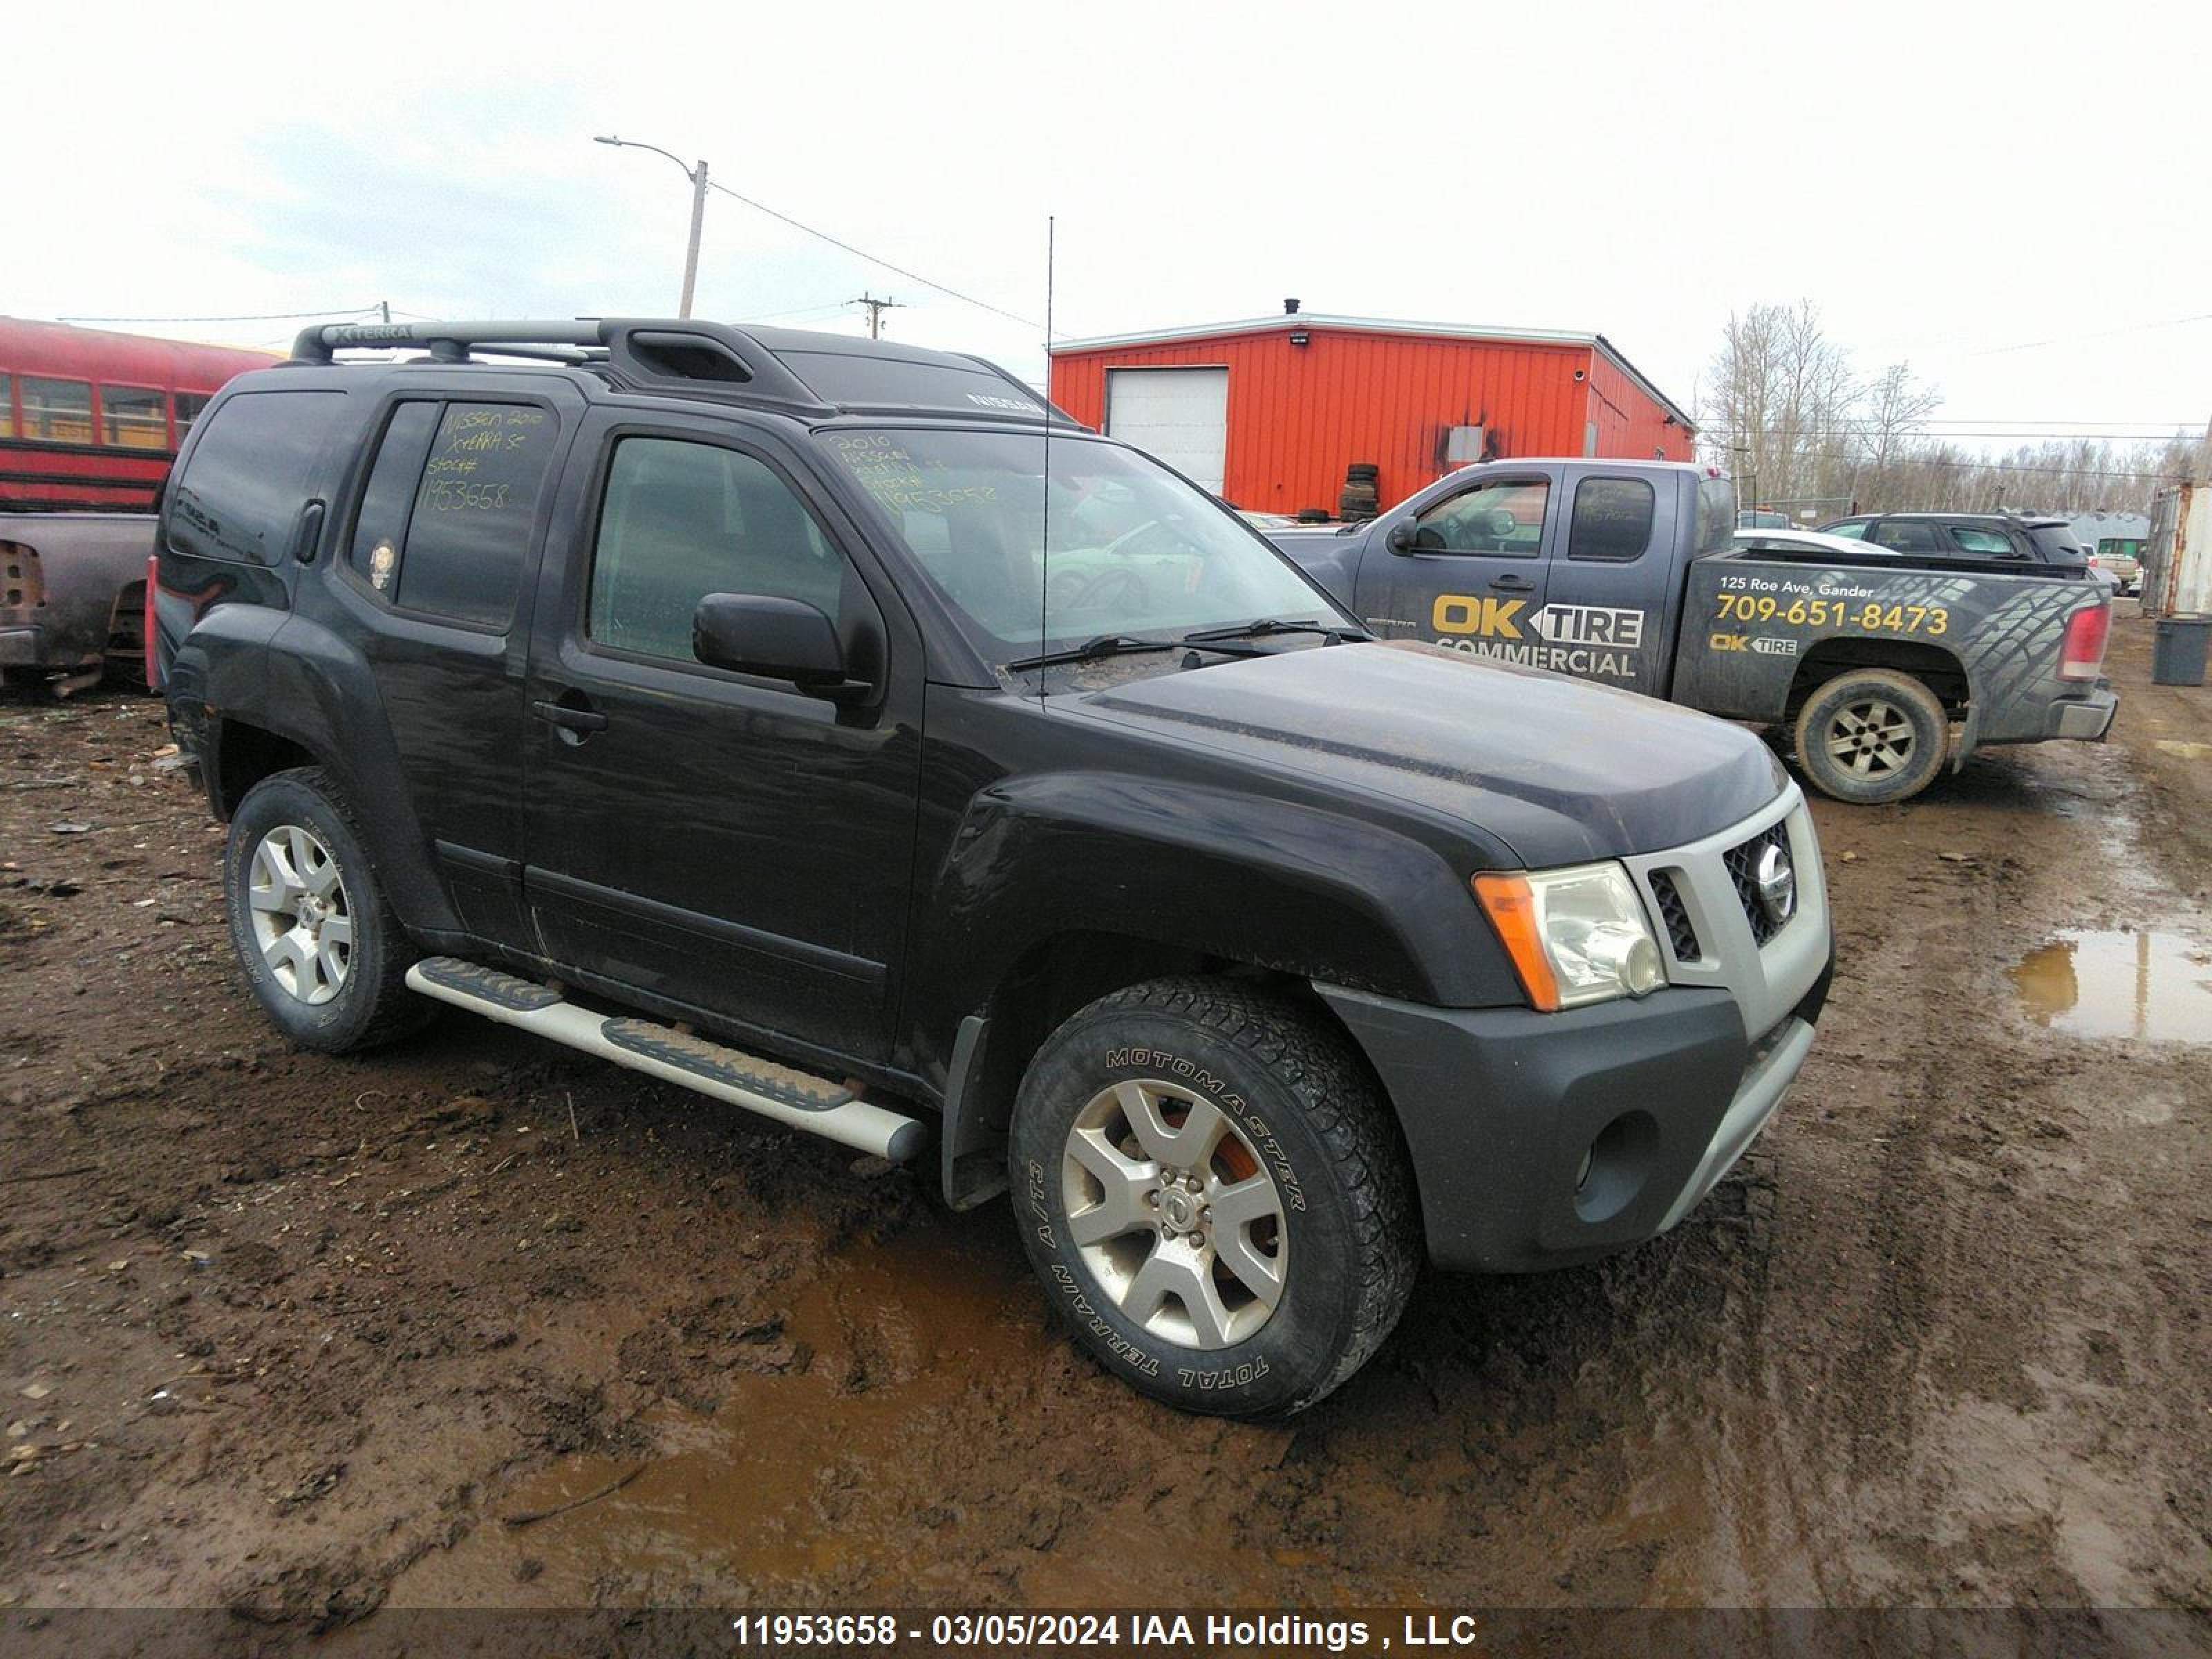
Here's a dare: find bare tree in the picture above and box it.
[1699,304,2193,518]
[1856,362,1942,503]
[1700,301,1859,509]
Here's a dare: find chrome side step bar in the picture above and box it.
[404,957,926,1163]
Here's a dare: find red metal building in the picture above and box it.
[1047,311,1695,517]
[1,319,278,512]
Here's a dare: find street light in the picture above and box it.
[594,134,710,319]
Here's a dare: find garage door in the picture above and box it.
[1105,368,1229,494]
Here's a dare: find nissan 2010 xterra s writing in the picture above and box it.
[156,319,1833,1416]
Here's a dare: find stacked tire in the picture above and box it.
[1338,463,1380,523]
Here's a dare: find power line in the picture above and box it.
[1965,310,2212,357]
[1711,429,2198,442]
[55,305,382,324]
[1911,416,2211,427]
[1709,450,2186,484]
[729,301,863,326]
[703,178,1040,328]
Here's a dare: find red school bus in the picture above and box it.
[0,319,279,513]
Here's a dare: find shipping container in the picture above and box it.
[2142,482,2212,617]
[1047,312,1694,518]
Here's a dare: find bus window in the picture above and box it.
[22,377,93,444]
[1,373,13,437]
[174,392,211,436]
[101,386,169,449]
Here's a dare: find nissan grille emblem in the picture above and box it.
[1754,841,1797,928]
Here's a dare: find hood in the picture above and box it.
[1072,640,1783,867]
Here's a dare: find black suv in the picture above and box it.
[1817,512,2087,570]
[153,318,1833,1416]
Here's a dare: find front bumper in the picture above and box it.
[1321,973,1827,1272]
[1318,787,1833,1273]
[2047,687,2117,742]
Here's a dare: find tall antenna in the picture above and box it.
[1038,214,1055,704]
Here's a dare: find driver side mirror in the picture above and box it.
[692,592,868,703]
[1385,521,1416,555]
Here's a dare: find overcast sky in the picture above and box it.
[8,1,2206,450]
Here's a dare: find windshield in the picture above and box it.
[819,428,1346,663]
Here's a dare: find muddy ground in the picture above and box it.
[1,615,2208,1642]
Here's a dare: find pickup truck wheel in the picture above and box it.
[223,767,428,1053]
[1794,668,1948,804]
[1009,977,1418,1418]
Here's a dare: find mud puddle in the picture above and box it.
[388,1210,1052,1605]
[2009,928,2212,1044]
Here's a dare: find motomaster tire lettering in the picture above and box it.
[1100,1046,1304,1210]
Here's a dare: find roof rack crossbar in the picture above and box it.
[292,320,603,362]
[292,317,834,413]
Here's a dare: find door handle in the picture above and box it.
[1489,573,1535,592]
[530,697,607,734]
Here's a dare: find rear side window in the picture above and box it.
[168,391,344,565]
[589,437,848,663]
[1947,526,2019,557]
[1694,476,1736,554]
[347,403,442,594]
[345,400,560,627]
[1869,521,1942,554]
[1567,477,1655,562]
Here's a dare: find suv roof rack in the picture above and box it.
[288,317,1079,428]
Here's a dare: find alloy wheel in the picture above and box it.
[1060,1078,1288,1349]
[1824,697,1917,780]
[246,823,354,1006]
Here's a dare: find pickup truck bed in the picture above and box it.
[0,512,157,693]
[1678,545,2117,754]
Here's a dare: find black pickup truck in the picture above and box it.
[1269,460,2117,803]
[155,319,1832,1416]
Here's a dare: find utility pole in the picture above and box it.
[679,158,709,319]
[850,293,901,339]
[379,300,391,325]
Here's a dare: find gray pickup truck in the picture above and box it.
[0,511,156,694]
[1269,460,2118,803]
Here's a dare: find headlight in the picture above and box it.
[1472,862,1667,1011]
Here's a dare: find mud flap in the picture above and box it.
[940,1014,1008,1210]
[1951,704,1981,772]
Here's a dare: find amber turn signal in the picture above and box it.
[1470,872,1562,1012]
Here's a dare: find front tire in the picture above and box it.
[1009,977,1418,1418]
[224,767,427,1053]
[1794,668,1949,804]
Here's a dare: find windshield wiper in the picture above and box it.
[1005,634,1181,673]
[1178,617,1371,646]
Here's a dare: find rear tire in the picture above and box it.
[1009,977,1418,1418]
[1793,668,1948,804]
[223,767,429,1053]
